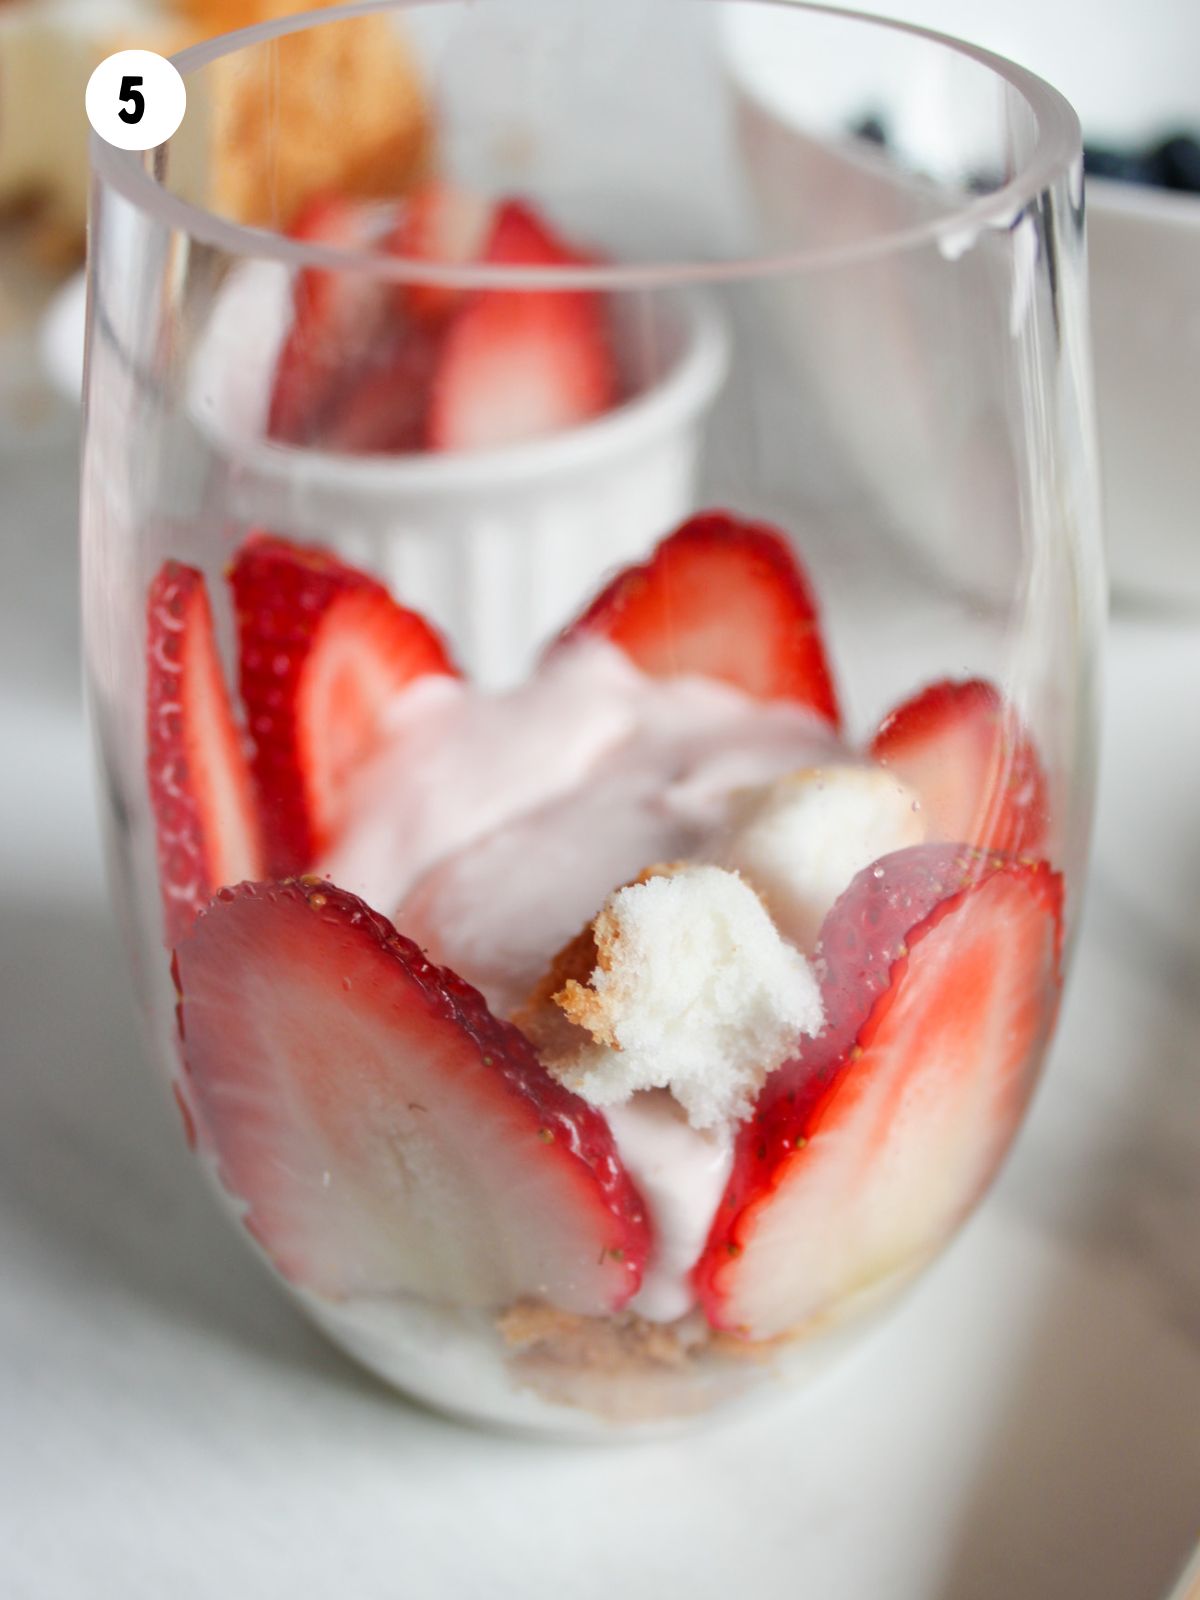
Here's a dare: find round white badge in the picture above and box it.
[85,50,187,152]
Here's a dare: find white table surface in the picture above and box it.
[2,408,1200,1600]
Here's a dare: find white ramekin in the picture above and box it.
[189,262,729,683]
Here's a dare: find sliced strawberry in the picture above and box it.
[230,534,459,875]
[811,842,992,1066]
[870,678,1048,854]
[556,510,842,725]
[146,562,263,946]
[425,198,617,452]
[696,845,1063,1339]
[386,180,493,325]
[174,878,650,1311]
[480,199,588,269]
[320,324,439,454]
[267,195,393,447]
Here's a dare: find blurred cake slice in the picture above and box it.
[189,0,431,230]
[0,0,429,258]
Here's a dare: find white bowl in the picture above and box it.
[724,0,1200,150]
[47,260,728,681]
[1087,178,1200,606]
[720,0,1200,609]
[197,266,728,682]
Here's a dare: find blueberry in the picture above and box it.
[1083,144,1158,185]
[1083,133,1200,192]
[1154,135,1200,193]
[851,113,888,147]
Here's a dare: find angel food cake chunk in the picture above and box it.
[518,863,824,1129]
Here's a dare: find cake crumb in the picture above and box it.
[498,1300,694,1370]
[495,1299,795,1423]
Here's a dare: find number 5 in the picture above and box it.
[118,74,145,125]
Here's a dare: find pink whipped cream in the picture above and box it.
[318,638,842,1324]
[321,638,840,1014]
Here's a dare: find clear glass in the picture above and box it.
[82,0,1104,1439]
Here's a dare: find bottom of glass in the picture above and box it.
[298,1257,931,1442]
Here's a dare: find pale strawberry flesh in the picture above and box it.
[870,678,1048,854]
[386,180,494,325]
[557,510,842,725]
[145,561,263,946]
[425,199,617,452]
[696,846,1063,1338]
[173,878,650,1311]
[230,534,458,875]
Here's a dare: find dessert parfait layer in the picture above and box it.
[146,470,1063,1429]
[135,190,1067,1431]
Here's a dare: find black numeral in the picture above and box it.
[118,74,145,125]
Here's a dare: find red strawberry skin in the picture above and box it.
[558,510,842,726]
[810,842,989,1068]
[870,678,1048,855]
[230,535,458,876]
[267,195,392,447]
[425,199,617,453]
[481,199,587,269]
[145,562,263,946]
[173,878,649,1311]
[696,845,1063,1338]
[319,324,439,455]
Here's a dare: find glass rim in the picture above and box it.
[89,0,1084,287]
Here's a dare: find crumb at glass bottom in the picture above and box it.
[300,1259,931,1437]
